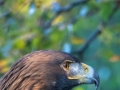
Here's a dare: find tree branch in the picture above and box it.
[77,3,120,54]
[0,0,5,6]
[43,0,89,30]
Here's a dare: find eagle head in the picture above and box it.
[0,50,99,90]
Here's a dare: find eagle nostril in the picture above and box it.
[84,67,88,72]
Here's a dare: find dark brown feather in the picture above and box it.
[0,50,79,90]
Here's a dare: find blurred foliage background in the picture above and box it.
[0,0,120,90]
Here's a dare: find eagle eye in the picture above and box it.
[62,60,73,70]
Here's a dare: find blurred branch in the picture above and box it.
[43,0,89,30]
[77,3,120,55]
[0,0,6,6]
[0,12,10,19]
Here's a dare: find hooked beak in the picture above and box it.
[64,61,100,90]
[81,63,100,90]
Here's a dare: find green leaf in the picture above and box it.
[99,2,113,21]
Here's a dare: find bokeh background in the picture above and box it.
[0,0,120,90]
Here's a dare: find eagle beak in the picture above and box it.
[81,63,100,90]
[64,61,100,90]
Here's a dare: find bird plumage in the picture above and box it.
[0,50,99,90]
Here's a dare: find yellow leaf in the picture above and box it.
[0,60,10,74]
[0,60,8,67]
[11,1,30,14]
[35,0,43,7]
[71,36,85,44]
[14,39,26,49]
[0,67,9,74]
[110,55,120,62]
[52,15,63,25]
[43,0,54,6]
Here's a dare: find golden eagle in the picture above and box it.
[0,50,99,90]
